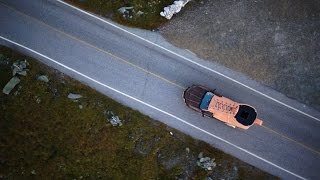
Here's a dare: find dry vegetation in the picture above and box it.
[0,46,276,179]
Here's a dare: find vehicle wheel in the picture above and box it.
[188,105,202,113]
[203,111,213,118]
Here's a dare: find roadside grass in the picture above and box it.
[0,46,276,179]
[65,0,173,30]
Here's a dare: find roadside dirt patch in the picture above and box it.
[159,0,320,110]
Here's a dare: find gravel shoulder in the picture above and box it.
[159,0,320,111]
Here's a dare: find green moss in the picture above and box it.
[0,46,276,179]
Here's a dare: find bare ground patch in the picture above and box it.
[159,0,320,110]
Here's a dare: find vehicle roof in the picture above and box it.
[208,96,256,127]
[208,95,239,116]
[184,85,260,129]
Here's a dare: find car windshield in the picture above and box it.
[200,92,214,110]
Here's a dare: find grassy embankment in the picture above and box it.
[66,0,174,30]
[0,46,276,179]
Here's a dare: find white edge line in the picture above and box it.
[56,0,320,122]
[0,36,307,180]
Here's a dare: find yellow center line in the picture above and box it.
[2,3,185,90]
[261,125,320,156]
[3,3,319,157]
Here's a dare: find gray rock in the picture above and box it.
[233,166,238,171]
[30,170,36,175]
[160,0,191,20]
[109,115,122,126]
[35,96,41,104]
[118,6,133,14]
[13,68,27,76]
[105,110,122,126]
[12,60,29,76]
[67,93,82,99]
[197,153,216,171]
[136,11,144,16]
[199,157,210,163]
[2,76,20,95]
[37,75,49,83]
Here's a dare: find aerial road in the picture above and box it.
[1,0,320,179]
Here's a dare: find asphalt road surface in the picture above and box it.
[1,1,320,179]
